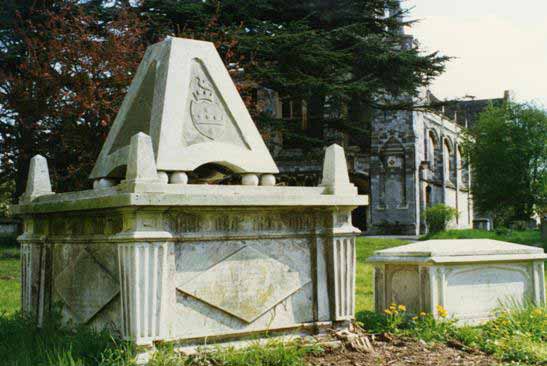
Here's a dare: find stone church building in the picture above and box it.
[255,89,506,235]
[246,2,508,235]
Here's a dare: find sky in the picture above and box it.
[405,0,547,106]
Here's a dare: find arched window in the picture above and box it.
[427,130,438,170]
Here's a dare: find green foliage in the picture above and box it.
[0,312,136,366]
[0,237,546,365]
[0,233,18,248]
[422,228,545,249]
[0,179,15,216]
[359,300,547,365]
[355,237,410,312]
[452,304,547,365]
[0,1,449,197]
[0,310,321,366]
[0,1,148,197]
[423,204,458,234]
[173,341,322,366]
[464,102,547,225]
[133,0,449,154]
[358,304,456,343]
[0,255,20,315]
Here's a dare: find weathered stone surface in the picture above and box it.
[368,239,546,324]
[177,246,310,323]
[54,249,119,323]
[170,171,188,184]
[126,132,160,184]
[368,97,475,235]
[14,36,367,352]
[241,174,259,186]
[20,155,53,201]
[320,144,357,195]
[90,37,279,179]
[260,174,276,186]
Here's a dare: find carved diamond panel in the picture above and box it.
[55,249,119,323]
[177,246,310,323]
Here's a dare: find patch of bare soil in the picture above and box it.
[307,332,498,366]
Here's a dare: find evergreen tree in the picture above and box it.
[140,0,449,147]
[0,0,449,198]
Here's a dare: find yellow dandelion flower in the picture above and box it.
[398,304,406,312]
[384,309,392,315]
[436,305,448,318]
[419,312,427,317]
[411,316,418,321]
[532,308,542,316]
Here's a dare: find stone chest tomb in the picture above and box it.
[368,239,546,324]
[12,38,367,352]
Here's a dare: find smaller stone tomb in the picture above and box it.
[367,239,546,324]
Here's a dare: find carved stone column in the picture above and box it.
[19,218,52,326]
[118,242,169,345]
[325,210,358,322]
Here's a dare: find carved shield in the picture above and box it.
[190,76,226,140]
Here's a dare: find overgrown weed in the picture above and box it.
[0,311,135,366]
[358,302,547,365]
[149,339,323,366]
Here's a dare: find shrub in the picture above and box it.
[0,233,18,247]
[423,204,458,233]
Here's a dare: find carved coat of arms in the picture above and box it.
[190,76,226,140]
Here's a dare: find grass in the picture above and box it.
[355,237,409,312]
[422,228,545,248]
[358,302,547,365]
[0,312,136,366]
[149,341,323,366]
[0,234,20,316]
[0,230,545,365]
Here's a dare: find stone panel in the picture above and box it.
[54,249,119,323]
[445,264,531,318]
[172,238,314,339]
[386,265,420,313]
[177,246,311,323]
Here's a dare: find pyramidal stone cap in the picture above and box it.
[90,37,278,180]
[367,239,546,264]
[125,132,160,184]
[20,154,53,202]
[320,144,357,195]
